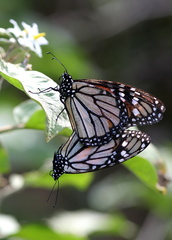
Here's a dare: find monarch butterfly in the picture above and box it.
[51,130,150,181]
[44,53,165,146]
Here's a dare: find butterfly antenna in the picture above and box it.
[53,180,60,208]
[47,180,57,203]
[47,52,68,73]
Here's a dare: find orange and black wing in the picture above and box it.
[63,77,165,146]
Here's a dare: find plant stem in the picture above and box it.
[0,124,25,134]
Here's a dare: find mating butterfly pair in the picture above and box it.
[46,56,165,180]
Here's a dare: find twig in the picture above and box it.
[0,123,25,134]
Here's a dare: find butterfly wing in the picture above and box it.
[64,78,165,146]
[106,80,165,126]
[65,81,129,146]
[51,130,151,180]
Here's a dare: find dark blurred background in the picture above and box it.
[0,0,172,240]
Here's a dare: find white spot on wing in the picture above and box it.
[122,141,128,147]
[132,108,140,116]
[121,150,126,156]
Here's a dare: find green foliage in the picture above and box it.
[24,171,94,190]
[0,142,10,173]
[12,223,88,240]
[13,100,46,130]
[124,155,158,192]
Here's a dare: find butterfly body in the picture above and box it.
[51,130,151,181]
[56,73,165,146]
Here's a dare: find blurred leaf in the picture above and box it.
[13,99,42,124]
[0,27,12,39]
[58,127,73,137]
[88,174,146,211]
[124,155,158,192]
[48,210,136,239]
[96,214,136,238]
[24,171,53,189]
[25,109,46,130]
[13,99,46,130]
[143,184,172,217]
[12,223,87,240]
[107,214,135,237]
[0,58,71,141]
[140,143,167,174]
[91,213,136,238]
[59,173,94,190]
[24,171,94,190]
[0,143,10,173]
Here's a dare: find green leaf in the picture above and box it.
[25,109,46,130]
[0,143,10,173]
[24,171,53,189]
[24,171,93,190]
[58,127,73,137]
[0,58,71,141]
[13,100,46,130]
[12,223,87,240]
[59,173,94,190]
[124,155,158,191]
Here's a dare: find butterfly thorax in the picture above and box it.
[59,73,75,103]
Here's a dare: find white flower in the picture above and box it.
[8,19,49,57]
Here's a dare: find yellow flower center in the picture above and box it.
[33,32,46,39]
[21,29,46,40]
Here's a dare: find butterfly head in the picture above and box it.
[61,72,74,83]
[50,152,66,181]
